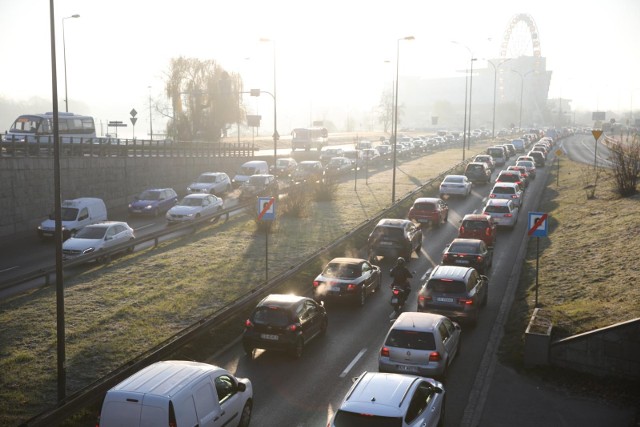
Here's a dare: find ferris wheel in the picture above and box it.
[500,13,542,59]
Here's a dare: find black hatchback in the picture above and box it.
[242,294,328,359]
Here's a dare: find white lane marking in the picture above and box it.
[0,266,20,273]
[134,224,155,231]
[340,348,367,378]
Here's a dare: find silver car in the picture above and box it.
[439,174,472,198]
[483,198,519,228]
[489,182,524,207]
[378,312,461,379]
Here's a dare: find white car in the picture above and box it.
[329,371,445,427]
[187,172,231,195]
[439,174,472,198]
[489,182,524,207]
[483,198,519,228]
[62,221,134,260]
[166,194,224,224]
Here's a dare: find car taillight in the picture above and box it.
[459,226,465,234]
[245,319,254,328]
[489,194,496,198]
[381,347,390,357]
[504,213,513,217]
[347,284,358,291]
[458,298,473,305]
[485,228,491,236]
[429,351,441,362]
[313,281,321,287]
[443,254,450,262]
[288,323,301,332]
[418,294,432,302]
[393,288,400,295]
[476,256,484,262]
[511,195,518,198]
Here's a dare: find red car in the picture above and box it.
[408,197,449,227]
[458,213,497,248]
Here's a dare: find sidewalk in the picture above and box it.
[478,362,638,426]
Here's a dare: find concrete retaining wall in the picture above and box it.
[550,317,640,380]
[0,156,260,238]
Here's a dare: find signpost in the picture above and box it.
[555,149,562,186]
[107,120,127,138]
[257,197,275,281]
[592,129,603,171]
[130,109,138,140]
[528,212,549,307]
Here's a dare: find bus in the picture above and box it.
[291,127,328,151]
[3,112,97,145]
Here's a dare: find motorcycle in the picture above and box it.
[390,285,408,314]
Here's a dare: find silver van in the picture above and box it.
[233,160,269,187]
[99,360,253,427]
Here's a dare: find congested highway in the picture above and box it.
[199,136,565,426]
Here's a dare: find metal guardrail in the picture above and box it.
[0,137,256,158]
[19,155,469,426]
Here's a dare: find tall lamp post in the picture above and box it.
[62,14,80,112]
[452,41,476,160]
[148,86,153,141]
[260,38,278,167]
[487,58,512,138]
[512,70,535,130]
[391,36,414,205]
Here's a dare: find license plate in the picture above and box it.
[260,334,279,341]
[391,297,399,304]
[380,241,393,246]
[398,365,418,373]
[437,297,454,303]
[330,286,340,292]
[456,260,470,264]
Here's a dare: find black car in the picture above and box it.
[441,238,492,274]
[417,265,488,325]
[313,257,382,306]
[239,174,278,200]
[464,162,492,184]
[242,294,328,359]
[367,219,423,262]
[527,150,546,167]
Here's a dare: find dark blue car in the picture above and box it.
[128,188,178,216]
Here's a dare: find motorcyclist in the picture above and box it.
[390,257,413,299]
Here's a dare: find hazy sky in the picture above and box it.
[1,0,639,137]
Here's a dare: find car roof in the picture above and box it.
[340,372,422,416]
[429,265,474,281]
[257,294,307,308]
[462,213,491,221]
[300,160,321,165]
[87,221,127,227]
[449,237,482,246]
[376,218,412,228]
[492,182,519,189]
[200,172,225,176]
[184,193,210,199]
[485,198,512,206]
[328,257,367,265]
[142,188,174,192]
[249,174,274,178]
[392,311,444,330]
[413,197,442,204]
[443,174,465,179]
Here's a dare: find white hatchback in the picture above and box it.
[483,198,519,228]
[489,182,524,207]
[329,371,445,427]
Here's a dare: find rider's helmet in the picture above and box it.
[396,257,406,266]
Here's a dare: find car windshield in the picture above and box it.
[197,175,216,183]
[427,280,467,294]
[467,164,484,172]
[299,163,317,171]
[385,329,436,350]
[333,410,402,427]
[475,156,491,162]
[139,190,161,200]
[488,148,504,156]
[462,220,488,230]
[238,166,257,175]
[276,159,290,167]
[492,187,515,194]
[248,176,267,185]
[60,207,79,221]
[322,263,360,279]
[414,202,435,211]
[498,174,519,182]
[444,176,463,183]
[448,242,479,253]
[485,205,510,214]
[252,307,290,326]
[517,161,534,168]
[179,197,203,207]
[74,226,107,239]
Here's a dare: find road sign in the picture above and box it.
[130,117,138,126]
[592,130,603,140]
[130,108,137,117]
[257,197,275,221]
[528,212,548,237]
[108,121,127,127]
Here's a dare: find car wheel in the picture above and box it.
[238,400,252,427]
[357,288,366,307]
[126,238,135,254]
[320,318,328,336]
[242,342,253,358]
[291,338,304,359]
[415,242,422,255]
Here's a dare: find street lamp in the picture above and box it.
[452,41,476,161]
[392,36,414,205]
[512,69,535,130]
[62,14,80,113]
[260,38,278,168]
[148,86,153,141]
[487,58,512,138]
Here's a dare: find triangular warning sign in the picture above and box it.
[592,130,603,140]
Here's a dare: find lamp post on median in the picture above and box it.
[62,14,80,112]
[391,36,414,205]
[260,38,278,168]
[512,69,535,130]
[487,58,512,138]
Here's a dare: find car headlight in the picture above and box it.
[128,204,133,208]
[144,204,153,210]
[82,247,95,254]
[186,213,195,217]
[187,187,192,192]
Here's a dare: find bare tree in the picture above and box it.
[608,134,640,197]
[376,89,393,134]
[164,57,244,142]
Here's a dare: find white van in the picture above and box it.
[98,360,253,427]
[232,160,269,187]
[37,197,107,240]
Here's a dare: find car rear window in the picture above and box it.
[252,307,290,326]
[448,242,478,253]
[371,226,404,241]
[466,164,484,172]
[498,174,518,182]
[323,263,360,279]
[492,186,515,194]
[484,205,509,214]
[385,329,436,350]
[427,279,467,294]
[488,148,504,157]
[413,202,435,211]
[462,220,487,230]
[333,410,402,427]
